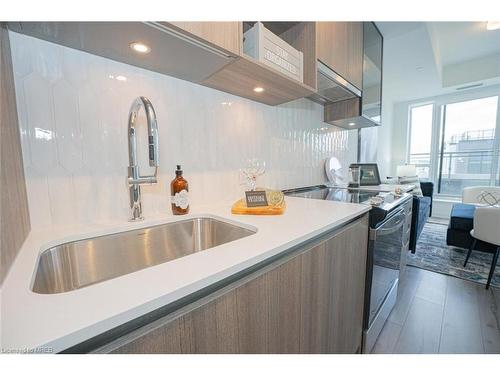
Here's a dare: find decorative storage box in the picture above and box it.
[243,22,304,83]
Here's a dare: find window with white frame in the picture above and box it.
[408,104,434,179]
[407,93,500,197]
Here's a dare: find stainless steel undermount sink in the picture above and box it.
[31,217,256,294]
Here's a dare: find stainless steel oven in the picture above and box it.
[283,185,412,353]
[362,206,407,353]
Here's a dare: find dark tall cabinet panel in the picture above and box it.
[361,22,383,124]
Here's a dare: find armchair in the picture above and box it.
[447,186,499,254]
[409,181,434,253]
[462,186,500,205]
[463,206,500,289]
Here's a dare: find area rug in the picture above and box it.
[407,222,500,288]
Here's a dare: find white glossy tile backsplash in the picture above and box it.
[10,31,357,229]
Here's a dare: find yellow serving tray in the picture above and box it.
[231,198,286,215]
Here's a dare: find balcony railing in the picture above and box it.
[449,129,496,144]
[409,150,500,195]
[408,153,431,179]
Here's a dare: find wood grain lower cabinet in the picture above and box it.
[106,215,368,354]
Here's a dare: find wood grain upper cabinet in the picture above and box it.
[201,22,317,106]
[316,22,363,90]
[167,22,241,56]
[98,215,369,354]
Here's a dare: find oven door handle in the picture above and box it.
[370,209,406,241]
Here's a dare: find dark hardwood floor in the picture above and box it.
[372,266,500,354]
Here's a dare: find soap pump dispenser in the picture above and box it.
[170,165,189,215]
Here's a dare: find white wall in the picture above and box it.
[359,126,377,164]
[375,25,443,180]
[443,52,500,88]
[377,23,500,180]
[376,98,393,179]
[389,101,412,175]
[9,31,358,229]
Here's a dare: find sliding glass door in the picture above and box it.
[408,93,500,197]
[437,96,499,195]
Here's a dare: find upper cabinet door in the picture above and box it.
[316,22,363,90]
[168,22,242,56]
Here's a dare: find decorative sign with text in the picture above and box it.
[245,190,268,207]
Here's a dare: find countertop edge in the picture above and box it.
[1,199,371,352]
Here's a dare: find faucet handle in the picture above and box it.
[127,166,158,186]
[128,175,157,186]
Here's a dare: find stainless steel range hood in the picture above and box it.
[310,22,383,130]
[309,61,380,130]
[324,97,382,129]
[309,61,362,104]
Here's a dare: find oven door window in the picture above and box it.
[369,210,405,324]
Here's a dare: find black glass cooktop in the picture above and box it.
[283,185,412,228]
[285,186,382,205]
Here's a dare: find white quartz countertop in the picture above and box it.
[0,197,370,352]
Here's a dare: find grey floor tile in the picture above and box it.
[393,296,444,354]
[439,277,484,353]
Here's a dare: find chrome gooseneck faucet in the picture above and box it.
[127,96,159,221]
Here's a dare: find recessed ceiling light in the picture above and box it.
[486,21,500,31]
[253,87,264,93]
[348,122,356,127]
[129,42,151,54]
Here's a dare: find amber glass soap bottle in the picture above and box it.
[170,165,189,215]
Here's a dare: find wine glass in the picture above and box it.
[240,158,266,191]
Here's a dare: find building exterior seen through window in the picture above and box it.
[408,96,499,196]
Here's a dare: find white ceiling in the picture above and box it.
[376,21,500,103]
[427,22,500,65]
[376,22,442,102]
[376,22,424,39]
